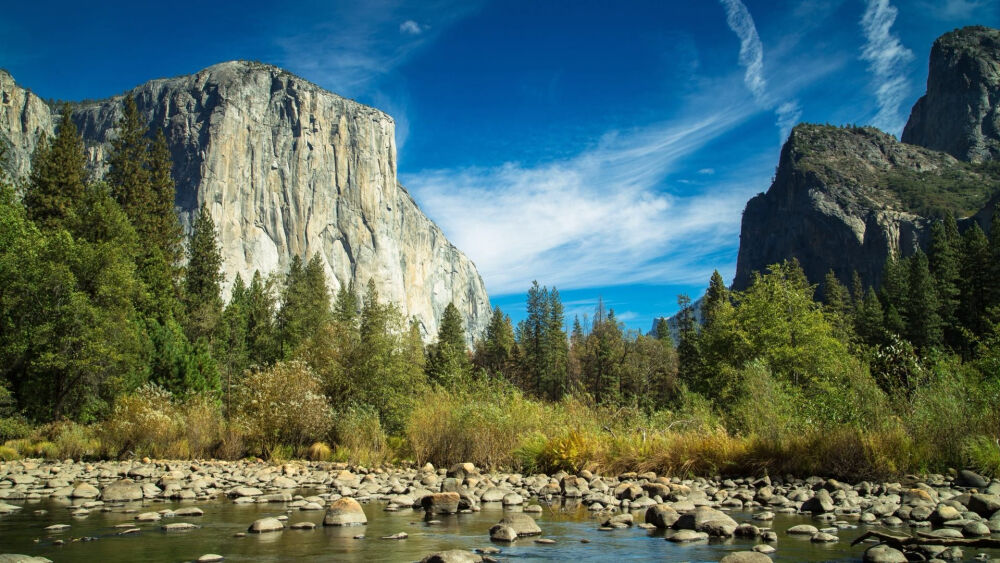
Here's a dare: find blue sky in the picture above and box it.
[2,0,997,331]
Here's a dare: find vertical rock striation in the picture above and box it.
[902,26,1000,163]
[0,61,490,341]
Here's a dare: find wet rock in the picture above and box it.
[495,513,541,536]
[753,544,776,554]
[100,479,143,502]
[957,470,990,489]
[968,494,1000,517]
[810,532,838,542]
[419,550,483,563]
[290,521,316,530]
[324,497,367,526]
[161,522,198,531]
[863,545,908,563]
[0,556,53,563]
[489,524,517,542]
[135,512,161,522]
[174,507,204,517]
[645,504,680,529]
[247,517,283,533]
[787,524,818,535]
[667,530,709,542]
[71,483,100,499]
[381,532,408,540]
[196,556,224,563]
[422,492,461,515]
[719,552,773,563]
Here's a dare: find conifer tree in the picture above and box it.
[148,129,183,269]
[822,269,854,342]
[543,288,569,401]
[653,317,671,341]
[478,306,516,378]
[277,254,332,356]
[702,270,729,328]
[184,204,224,342]
[880,255,909,336]
[108,95,153,229]
[333,280,360,327]
[244,270,278,366]
[960,223,991,339]
[905,251,942,350]
[675,293,702,390]
[855,287,886,346]
[426,302,470,386]
[24,108,88,233]
[929,218,961,348]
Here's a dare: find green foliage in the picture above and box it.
[24,108,88,233]
[277,255,332,357]
[426,302,471,386]
[184,204,224,342]
[882,164,1000,219]
[146,317,220,397]
[232,361,333,456]
[475,306,517,379]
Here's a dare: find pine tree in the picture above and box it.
[333,280,359,327]
[905,251,942,350]
[277,254,332,356]
[219,274,250,409]
[855,287,886,346]
[822,269,854,342]
[879,255,909,336]
[543,288,569,401]
[244,270,278,366]
[675,293,702,391]
[521,281,549,396]
[959,223,992,339]
[477,306,516,378]
[24,108,88,233]
[426,302,470,386]
[108,95,154,230]
[148,129,183,269]
[928,218,961,349]
[702,270,729,329]
[183,204,224,342]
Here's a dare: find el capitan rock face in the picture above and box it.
[902,26,1000,163]
[0,61,490,341]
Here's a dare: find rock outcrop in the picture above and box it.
[734,26,1000,292]
[902,26,1000,163]
[0,71,52,181]
[0,61,490,341]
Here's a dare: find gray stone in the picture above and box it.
[324,497,367,526]
[495,513,541,536]
[645,504,680,529]
[719,552,773,563]
[787,524,818,535]
[248,517,283,533]
[968,494,1000,517]
[422,492,460,515]
[419,550,483,563]
[489,524,517,542]
[666,530,708,542]
[196,556,224,563]
[902,27,1000,163]
[100,479,143,502]
[71,483,100,499]
[863,545,908,563]
[161,522,199,531]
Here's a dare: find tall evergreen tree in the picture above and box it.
[959,223,992,340]
[244,270,278,366]
[477,306,516,378]
[148,129,183,269]
[879,255,909,336]
[426,302,470,386]
[521,281,549,395]
[333,280,360,328]
[822,269,854,342]
[702,270,729,329]
[24,108,88,233]
[277,254,332,356]
[855,287,886,346]
[928,218,961,348]
[675,293,702,390]
[905,251,942,350]
[543,288,569,401]
[184,204,224,342]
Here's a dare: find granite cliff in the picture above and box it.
[0,61,490,342]
[733,26,1000,293]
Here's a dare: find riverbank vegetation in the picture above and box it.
[1,100,999,481]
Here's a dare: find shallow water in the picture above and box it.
[1,495,997,562]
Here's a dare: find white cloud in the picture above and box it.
[719,0,803,142]
[775,100,803,143]
[719,0,767,103]
[399,20,426,35]
[275,1,481,98]
[860,0,914,136]
[404,92,764,295]
[698,168,716,175]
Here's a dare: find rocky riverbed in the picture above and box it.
[1,459,999,562]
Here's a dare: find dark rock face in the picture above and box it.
[902,26,1000,163]
[734,26,1000,293]
[733,125,949,291]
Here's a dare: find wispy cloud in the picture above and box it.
[860,0,914,135]
[399,20,426,35]
[719,0,767,103]
[719,0,803,142]
[274,1,481,98]
[404,89,764,295]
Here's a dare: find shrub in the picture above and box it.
[0,416,32,443]
[98,383,178,458]
[305,441,332,461]
[232,361,333,457]
[50,421,99,460]
[332,406,389,466]
[0,445,19,461]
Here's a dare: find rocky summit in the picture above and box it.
[0,61,490,341]
[734,26,1000,292]
[903,26,1000,163]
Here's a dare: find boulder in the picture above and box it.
[324,497,367,526]
[863,545,908,563]
[421,492,460,515]
[419,550,483,563]
[248,517,283,533]
[495,513,541,536]
[719,552,772,563]
[489,524,518,542]
[100,479,143,502]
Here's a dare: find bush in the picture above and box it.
[305,441,332,461]
[232,361,333,457]
[407,376,550,469]
[50,421,99,460]
[0,445,19,461]
[0,416,32,443]
[332,406,390,466]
